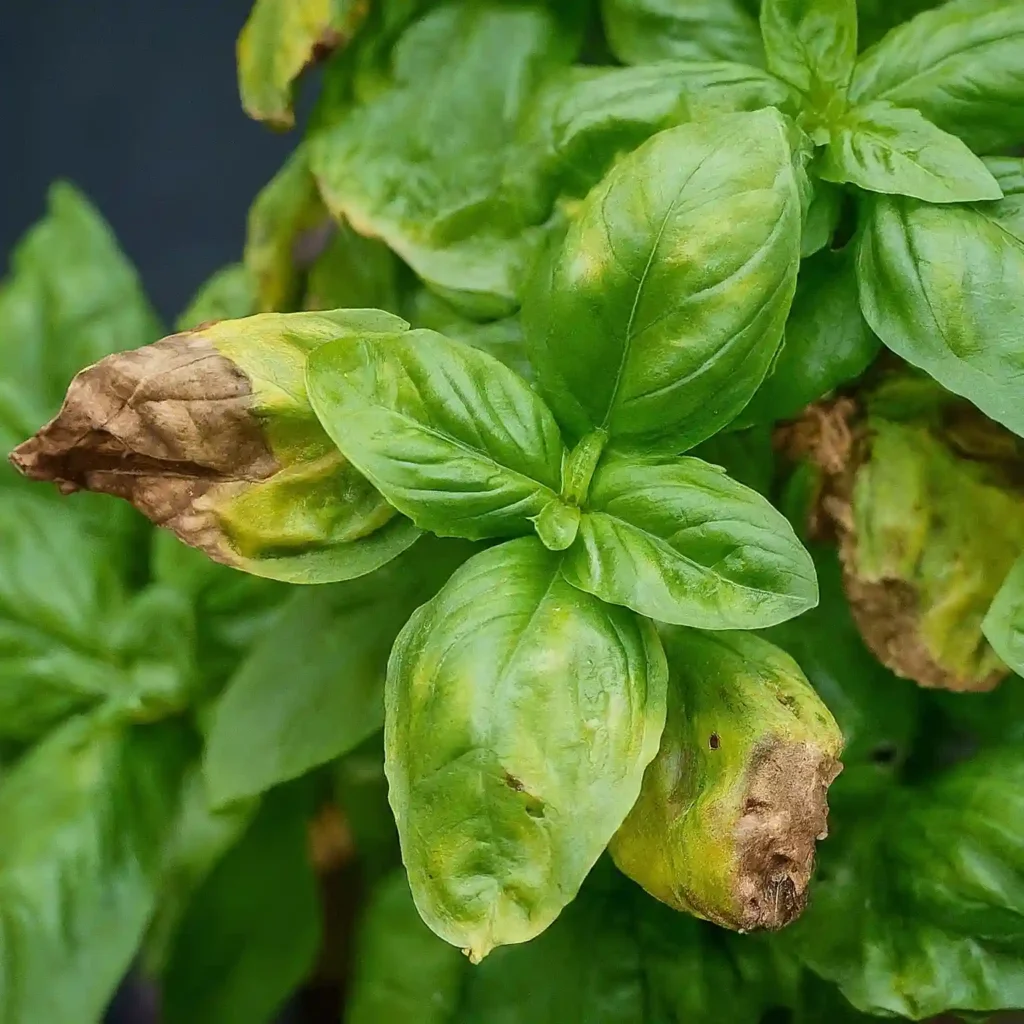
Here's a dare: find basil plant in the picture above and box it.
[3,0,1024,1021]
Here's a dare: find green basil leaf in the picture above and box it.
[303,221,401,315]
[819,102,1002,203]
[801,180,843,257]
[142,768,259,975]
[563,452,817,629]
[203,538,474,807]
[386,537,667,960]
[334,737,400,883]
[982,155,1024,237]
[345,871,466,1024]
[12,309,420,583]
[237,0,367,129]
[794,743,1024,1018]
[0,182,161,457]
[764,547,921,805]
[611,628,843,932]
[162,783,321,1024]
[176,264,257,332]
[857,195,1024,438]
[849,0,1024,154]
[760,0,857,113]
[744,247,880,423]
[691,424,776,497]
[310,4,581,316]
[0,714,191,1024]
[0,490,130,739]
[601,0,765,65]
[983,555,1024,677]
[524,108,804,454]
[855,0,939,49]
[306,329,565,541]
[244,145,329,313]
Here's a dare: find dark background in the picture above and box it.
[0,0,298,322]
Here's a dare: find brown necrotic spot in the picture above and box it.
[9,333,278,566]
[733,739,842,932]
[709,733,720,750]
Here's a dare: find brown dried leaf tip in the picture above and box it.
[10,334,277,565]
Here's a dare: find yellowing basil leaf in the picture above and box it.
[820,102,1002,203]
[307,330,564,541]
[857,194,1024,439]
[760,0,857,114]
[386,538,667,961]
[524,108,804,454]
[611,628,843,931]
[793,743,1024,1018]
[849,0,1024,154]
[0,715,190,1024]
[563,452,817,629]
[983,555,1024,677]
[237,0,367,129]
[203,538,473,807]
[601,0,765,65]
[12,309,420,583]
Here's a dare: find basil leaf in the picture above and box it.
[345,872,466,1024]
[849,0,1024,154]
[0,715,190,1024]
[563,452,817,629]
[0,182,161,457]
[601,0,765,65]
[793,743,1024,1018]
[611,628,843,932]
[801,180,843,257]
[764,547,921,805]
[744,247,879,423]
[237,0,366,129]
[13,309,421,584]
[819,102,1002,203]
[691,425,775,497]
[162,784,321,1024]
[303,221,401,315]
[760,0,857,113]
[306,329,565,541]
[524,108,804,454]
[982,155,1024,237]
[855,0,940,49]
[203,539,473,807]
[176,264,257,332]
[983,555,1024,677]
[386,537,667,960]
[310,4,581,315]
[857,194,1024,438]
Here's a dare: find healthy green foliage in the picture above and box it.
[5,0,1024,1019]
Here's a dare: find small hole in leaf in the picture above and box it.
[709,733,720,750]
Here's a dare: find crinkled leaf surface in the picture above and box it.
[310,3,581,314]
[0,715,191,1024]
[744,247,879,423]
[819,102,1002,203]
[563,452,817,629]
[857,194,1024,438]
[601,0,765,65]
[524,108,804,453]
[161,783,320,1024]
[307,329,564,541]
[849,0,1024,154]
[793,743,1024,1018]
[760,0,857,113]
[385,538,667,961]
[203,538,474,806]
[983,555,1024,677]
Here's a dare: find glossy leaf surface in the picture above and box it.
[983,555,1024,677]
[307,329,564,540]
[563,452,817,629]
[525,108,804,453]
[385,538,667,960]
